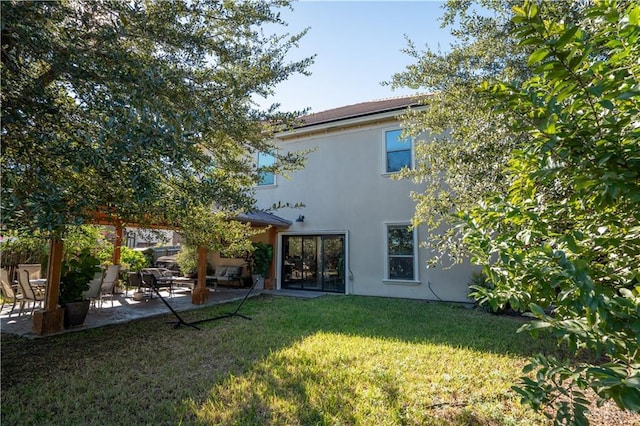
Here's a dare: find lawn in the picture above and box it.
[0,295,633,425]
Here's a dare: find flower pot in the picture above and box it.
[63,300,90,328]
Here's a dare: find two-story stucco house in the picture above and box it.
[253,96,476,302]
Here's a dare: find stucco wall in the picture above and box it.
[254,120,477,303]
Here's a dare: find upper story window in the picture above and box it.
[385,129,412,173]
[257,152,275,186]
[386,223,416,281]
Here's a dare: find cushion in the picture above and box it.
[226,266,241,277]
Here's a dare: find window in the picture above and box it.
[386,224,415,280]
[385,129,411,173]
[257,152,275,186]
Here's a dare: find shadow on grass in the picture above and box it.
[185,295,560,425]
[1,294,561,425]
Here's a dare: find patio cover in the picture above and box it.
[33,209,290,335]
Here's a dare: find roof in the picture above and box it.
[297,94,426,128]
[235,210,292,228]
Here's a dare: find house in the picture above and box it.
[253,95,477,303]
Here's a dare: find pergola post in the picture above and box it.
[266,227,277,289]
[33,238,65,335]
[113,224,123,265]
[191,245,209,304]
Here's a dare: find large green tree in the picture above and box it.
[1,0,311,243]
[462,1,639,423]
[393,0,639,423]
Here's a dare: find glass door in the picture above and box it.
[281,235,345,293]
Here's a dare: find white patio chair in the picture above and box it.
[83,271,104,308]
[1,269,25,317]
[17,269,44,315]
[18,263,42,280]
[99,264,120,307]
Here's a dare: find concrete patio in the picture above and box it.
[1,286,329,338]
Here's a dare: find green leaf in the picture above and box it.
[629,6,640,25]
[599,99,615,110]
[524,320,552,331]
[618,91,638,100]
[512,6,527,17]
[529,303,547,318]
[565,233,579,252]
[619,388,640,411]
[528,47,551,65]
[555,26,579,48]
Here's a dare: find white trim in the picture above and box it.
[383,221,419,283]
[382,279,421,286]
[255,183,277,190]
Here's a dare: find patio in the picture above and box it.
[1,285,264,338]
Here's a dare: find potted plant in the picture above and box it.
[176,245,198,278]
[251,242,273,290]
[60,248,101,328]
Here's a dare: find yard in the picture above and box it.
[1,295,637,425]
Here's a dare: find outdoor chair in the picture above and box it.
[127,271,142,288]
[214,265,243,288]
[127,272,146,300]
[17,263,42,280]
[99,264,121,307]
[142,268,176,292]
[1,269,25,317]
[17,269,44,315]
[140,271,173,297]
[83,271,104,308]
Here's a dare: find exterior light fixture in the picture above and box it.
[295,214,305,223]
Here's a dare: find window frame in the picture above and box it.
[383,222,419,284]
[383,128,413,174]
[256,151,276,187]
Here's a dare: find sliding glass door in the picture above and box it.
[281,235,345,292]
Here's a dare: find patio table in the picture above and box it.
[29,278,47,296]
[164,276,197,291]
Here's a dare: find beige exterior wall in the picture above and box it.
[254,116,478,303]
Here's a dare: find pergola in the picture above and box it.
[32,210,291,335]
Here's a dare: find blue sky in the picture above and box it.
[257,1,455,114]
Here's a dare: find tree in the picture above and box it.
[1,0,312,243]
[462,1,639,423]
[388,0,581,263]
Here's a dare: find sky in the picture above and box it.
[256,1,456,114]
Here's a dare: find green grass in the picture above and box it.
[1,295,564,425]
